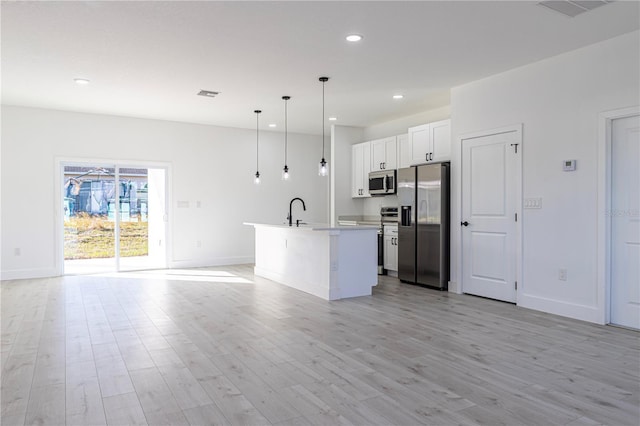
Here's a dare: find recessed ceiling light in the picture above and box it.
[268,123,277,128]
[345,34,363,42]
[74,78,90,85]
[328,117,337,121]
[393,94,404,99]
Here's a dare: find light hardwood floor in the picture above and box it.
[1,265,639,425]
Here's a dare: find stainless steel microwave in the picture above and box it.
[368,170,396,196]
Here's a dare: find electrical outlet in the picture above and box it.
[524,198,542,209]
[558,269,567,281]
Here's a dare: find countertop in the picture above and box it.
[244,222,379,231]
[336,215,381,226]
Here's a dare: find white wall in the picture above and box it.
[450,31,640,323]
[362,106,450,141]
[1,106,327,279]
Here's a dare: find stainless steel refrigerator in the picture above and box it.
[397,163,450,289]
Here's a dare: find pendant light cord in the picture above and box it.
[322,80,325,158]
[284,98,288,166]
[256,112,259,170]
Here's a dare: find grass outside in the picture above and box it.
[64,213,148,259]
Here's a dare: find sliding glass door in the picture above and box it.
[62,162,167,274]
[117,167,167,271]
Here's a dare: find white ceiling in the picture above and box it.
[2,1,638,135]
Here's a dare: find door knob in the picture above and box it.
[461,221,469,226]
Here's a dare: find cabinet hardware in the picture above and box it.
[430,152,433,161]
[461,221,469,226]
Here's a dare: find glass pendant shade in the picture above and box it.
[319,158,328,176]
[282,165,290,180]
[254,171,260,185]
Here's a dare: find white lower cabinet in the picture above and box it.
[383,224,398,272]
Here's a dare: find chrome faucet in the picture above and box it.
[288,197,306,226]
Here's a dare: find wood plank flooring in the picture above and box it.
[1,266,638,425]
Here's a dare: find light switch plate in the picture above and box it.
[524,198,542,209]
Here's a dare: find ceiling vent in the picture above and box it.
[197,90,220,98]
[538,1,614,17]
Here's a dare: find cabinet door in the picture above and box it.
[384,225,399,271]
[384,235,395,270]
[362,142,371,197]
[430,119,451,162]
[351,144,363,198]
[397,133,410,168]
[384,136,397,170]
[371,137,397,170]
[371,139,386,171]
[389,237,398,271]
[352,142,372,198]
[408,124,431,164]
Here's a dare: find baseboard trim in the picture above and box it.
[1,268,60,281]
[518,293,601,324]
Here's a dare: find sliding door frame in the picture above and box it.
[55,157,172,275]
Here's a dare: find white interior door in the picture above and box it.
[610,115,640,329]
[462,129,519,303]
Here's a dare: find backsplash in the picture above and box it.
[363,194,398,216]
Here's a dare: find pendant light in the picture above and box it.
[318,77,330,176]
[253,109,261,185]
[282,95,291,180]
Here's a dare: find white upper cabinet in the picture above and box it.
[430,119,451,162]
[396,133,411,169]
[371,136,397,171]
[408,124,431,164]
[352,142,371,198]
[407,119,451,164]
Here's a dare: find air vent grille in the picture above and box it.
[198,90,220,98]
[538,0,614,17]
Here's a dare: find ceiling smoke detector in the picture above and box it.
[197,90,220,98]
[538,1,614,18]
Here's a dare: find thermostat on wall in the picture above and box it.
[563,160,576,171]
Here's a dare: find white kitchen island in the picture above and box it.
[244,223,378,300]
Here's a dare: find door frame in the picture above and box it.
[597,106,640,325]
[55,156,172,275]
[456,124,523,302]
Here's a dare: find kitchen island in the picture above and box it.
[244,223,378,300]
